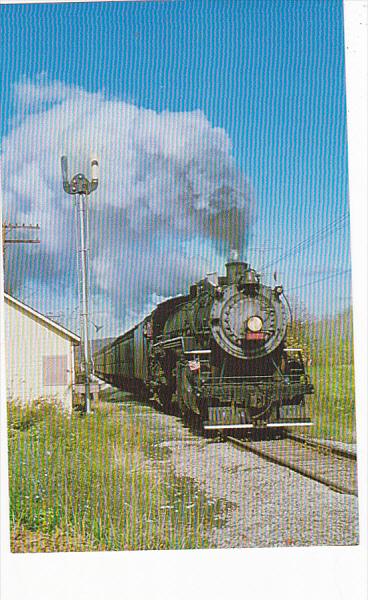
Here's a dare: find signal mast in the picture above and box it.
[61,156,99,414]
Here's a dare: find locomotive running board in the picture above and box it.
[267,422,312,427]
[204,422,313,430]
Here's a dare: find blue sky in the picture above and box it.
[0,0,352,335]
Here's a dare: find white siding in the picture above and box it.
[4,299,78,410]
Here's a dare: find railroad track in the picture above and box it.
[228,433,358,496]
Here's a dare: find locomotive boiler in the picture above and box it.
[94,262,314,430]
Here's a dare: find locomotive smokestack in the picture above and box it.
[225,261,250,284]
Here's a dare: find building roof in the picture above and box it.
[4,293,80,343]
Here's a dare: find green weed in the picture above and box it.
[8,401,229,552]
[304,364,356,442]
[287,308,356,442]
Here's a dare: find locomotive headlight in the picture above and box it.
[247,315,263,332]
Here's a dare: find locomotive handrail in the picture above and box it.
[153,336,211,355]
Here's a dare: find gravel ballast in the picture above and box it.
[149,410,359,548]
[106,390,359,549]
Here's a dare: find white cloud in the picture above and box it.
[2,79,251,335]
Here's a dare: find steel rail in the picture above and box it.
[285,431,357,461]
[227,435,358,497]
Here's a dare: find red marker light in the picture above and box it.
[246,332,265,341]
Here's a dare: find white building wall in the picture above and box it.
[4,300,77,410]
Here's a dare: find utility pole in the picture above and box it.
[2,223,40,293]
[61,156,99,415]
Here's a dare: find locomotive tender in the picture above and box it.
[94,261,313,429]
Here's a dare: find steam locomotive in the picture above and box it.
[94,262,313,430]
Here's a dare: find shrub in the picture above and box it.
[7,398,58,431]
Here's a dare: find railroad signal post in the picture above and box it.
[61,156,99,415]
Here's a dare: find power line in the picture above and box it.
[261,214,347,271]
[2,222,40,247]
[288,268,352,291]
[260,212,349,271]
[2,222,40,293]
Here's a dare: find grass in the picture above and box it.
[303,363,356,443]
[7,305,357,551]
[7,399,230,552]
[287,308,356,443]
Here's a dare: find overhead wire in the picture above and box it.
[255,211,352,296]
[287,268,352,291]
[260,212,349,271]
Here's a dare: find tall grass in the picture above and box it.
[8,400,229,552]
[287,308,356,442]
[304,364,356,443]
